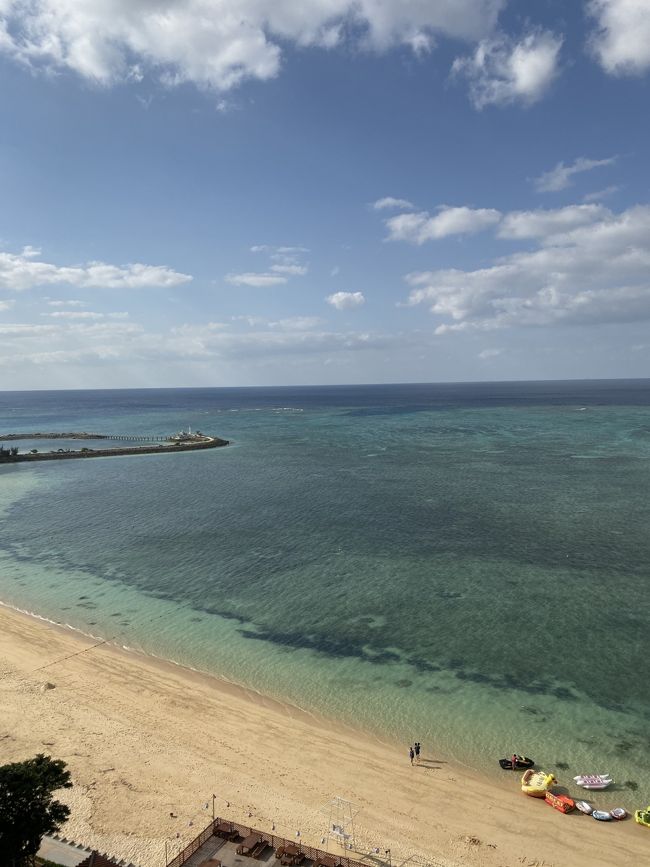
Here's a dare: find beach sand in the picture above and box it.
[0,605,645,867]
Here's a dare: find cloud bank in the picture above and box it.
[406,204,650,333]
[0,247,191,291]
[0,316,386,371]
[0,0,505,91]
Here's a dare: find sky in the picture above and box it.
[1,0,650,389]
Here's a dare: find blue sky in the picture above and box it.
[1,0,650,388]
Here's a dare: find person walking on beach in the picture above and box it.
[415,742,421,763]
[409,745,415,765]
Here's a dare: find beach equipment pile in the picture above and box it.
[501,758,647,831]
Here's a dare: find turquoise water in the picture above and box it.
[1,383,649,807]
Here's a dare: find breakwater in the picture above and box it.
[0,433,229,462]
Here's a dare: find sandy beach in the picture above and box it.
[0,605,646,867]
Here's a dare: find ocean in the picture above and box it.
[1,381,649,806]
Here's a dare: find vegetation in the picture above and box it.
[0,755,72,867]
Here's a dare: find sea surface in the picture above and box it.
[1,382,649,807]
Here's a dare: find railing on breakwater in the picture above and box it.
[0,432,170,442]
[92,434,171,442]
[166,818,372,867]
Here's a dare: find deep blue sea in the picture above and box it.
[1,381,649,806]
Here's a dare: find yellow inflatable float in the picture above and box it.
[521,769,556,797]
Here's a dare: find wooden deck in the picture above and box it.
[166,819,370,867]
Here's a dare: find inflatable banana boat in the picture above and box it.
[573,774,612,789]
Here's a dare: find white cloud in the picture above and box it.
[251,244,309,254]
[0,299,14,312]
[327,291,365,310]
[163,323,384,360]
[46,299,86,307]
[21,246,41,258]
[230,315,322,330]
[0,324,58,336]
[372,196,415,211]
[0,318,145,368]
[588,0,650,75]
[47,311,105,320]
[406,204,650,333]
[67,321,142,337]
[386,206,501,244]
[0,1,505,92]
[270,263,308,276]
[44,310,129,320]
[498,204,608,240]
[452,30,562,108]
[268,316,322,330]
[478,347,502,359]
[0,247,191,291]
[534,156,617,192]
[384,201,624,250]
[583,185,621,202]
[225,271,288,287]
[240,244,309,282]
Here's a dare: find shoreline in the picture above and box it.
[1,603,647,867]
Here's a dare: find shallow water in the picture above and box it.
[1,382,649,806]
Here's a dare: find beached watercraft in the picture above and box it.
[609,808,627,820]
[592,810,613,821]
[634,807,650,828]
[575,800,593,814]
[521,769,556,797]
[499,755,534,770]
[573,774,612,789]
[545,792,575,813]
